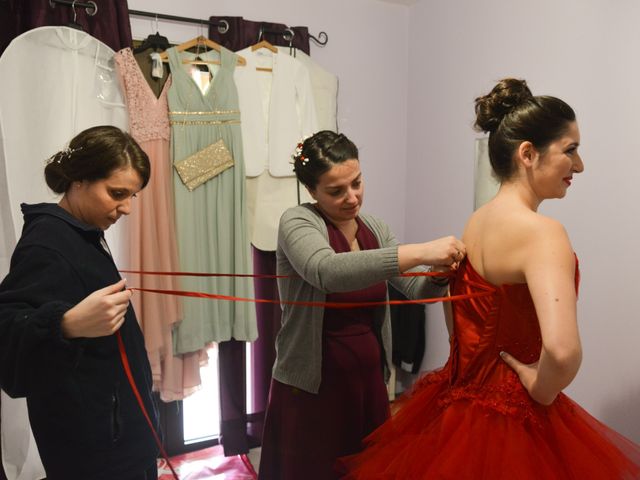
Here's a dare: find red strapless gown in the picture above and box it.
[340,258,640,479]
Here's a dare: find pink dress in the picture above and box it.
[115,47,206,401]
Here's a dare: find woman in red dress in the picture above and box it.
[341,78,640,479]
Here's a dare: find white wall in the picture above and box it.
[406,0,640,442]
[127,0,410,238]
[128,0,640,444]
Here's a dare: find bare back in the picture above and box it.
[462,195,573,287]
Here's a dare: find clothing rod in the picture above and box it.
[129,9,329,46]
[48,0,98,16]
[261,27,328,46]
[128,9,230,32]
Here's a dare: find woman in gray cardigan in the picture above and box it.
[258,131,465,479]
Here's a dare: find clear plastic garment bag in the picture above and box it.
[0,26,129,480]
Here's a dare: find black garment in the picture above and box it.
[0,203,159,480]
[389,284,426,374]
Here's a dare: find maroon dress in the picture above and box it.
[258,215,391,479]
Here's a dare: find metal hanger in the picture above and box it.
[67,0,84,30]
[133,15,170,53]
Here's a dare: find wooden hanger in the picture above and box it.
[250,39,277,72]
[159,35,246,66]
[251,40,278,54]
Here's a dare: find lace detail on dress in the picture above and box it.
[411,367,575,428]
[439,374,546,426]
[114,48,171,143]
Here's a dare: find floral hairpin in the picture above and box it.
[47,145,83,165]
[292,134,313,166]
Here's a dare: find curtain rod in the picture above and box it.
[48,0,98,16]
[128,9,230,33]
[128,9,328,46]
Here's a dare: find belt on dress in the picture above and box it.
[169,110,240,126]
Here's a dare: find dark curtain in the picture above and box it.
[217,247,282,456]
[0,0,132,57]
[218,339,249,456]
[208,16,310,55]
[248,247,281,442]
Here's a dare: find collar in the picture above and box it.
[21,203,103,234]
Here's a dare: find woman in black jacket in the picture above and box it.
[0,126,159,480]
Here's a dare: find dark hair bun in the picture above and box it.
[474,78,533,133]
[44,149,76,194]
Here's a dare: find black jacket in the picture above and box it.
[0,203,159,480]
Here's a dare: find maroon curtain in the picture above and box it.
[249,247,282,442]
[208,16,310,55]
[0,0,132,56]
[217,247,282,456]
[218,339,249,456]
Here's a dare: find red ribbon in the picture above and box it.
[120,269,289,279]
[117,268,495,479]
[119,269,450,279]
[129,286,494,307]
[122,269,495,307]
[116,331,180,480]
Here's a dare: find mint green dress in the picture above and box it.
[167,46,256,354]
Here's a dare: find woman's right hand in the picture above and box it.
[421,236,466,267]
[398,236,466,273]
[61,279,132,339]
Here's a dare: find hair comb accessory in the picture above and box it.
[292,134,313,166]
[47,145,83,165]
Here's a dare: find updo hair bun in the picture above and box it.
[43,125,150,195]
[474,78,533,133]
[44,146,79,194]
[292,130,359,190]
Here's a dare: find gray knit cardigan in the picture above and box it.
[273,203,447,394]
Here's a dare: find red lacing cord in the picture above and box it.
[116,330,180,480]
[116,267,493,480]
[128,286,494,308]
[240,453,258,479]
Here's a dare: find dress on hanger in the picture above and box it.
[276,46,338,133]
[114,47,206,401]
[167,46,257,354]
[341,258,640,479]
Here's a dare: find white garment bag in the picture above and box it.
[474,137,500,210]
[0,26,128,480]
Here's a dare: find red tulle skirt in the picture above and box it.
[340,365,640,479]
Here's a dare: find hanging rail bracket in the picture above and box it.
[49,0,98,17]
